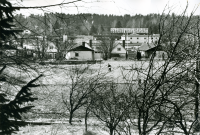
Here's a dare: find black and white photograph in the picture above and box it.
[1,0,200,134]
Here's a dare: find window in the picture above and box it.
[117,48,121,51]
[130,38,132,39]
[75,52,79,57]
[50,46,53,49]
[137,37,139,39]
[144,38,146,39]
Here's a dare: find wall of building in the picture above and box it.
[94,52,102,60]
[121,34,159,44]
[66,51,93,60]
[111,45,126,54]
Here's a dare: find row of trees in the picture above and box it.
[14,13,161,36]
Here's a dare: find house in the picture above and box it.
[65,42,94,60]
[111,44,127,57]
[46,41,57,59]
[138,43,166,58]
[92,44,103,60]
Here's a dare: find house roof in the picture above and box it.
[69,45,94,51]
[112,44,126,50]
[111,44,127,54]
[138,43,156,51]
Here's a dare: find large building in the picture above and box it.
[121,34,159,44]
[120,34,160,51]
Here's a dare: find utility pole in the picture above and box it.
[125,30,128,60]
[42,13,47,60]
[36,37,40,59]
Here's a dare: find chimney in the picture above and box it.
[82,42,85,47]
[89,40,92,48]
[123,40,125,48]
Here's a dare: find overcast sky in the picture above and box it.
[11,0,200,16]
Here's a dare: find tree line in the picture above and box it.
[14,13,162,36]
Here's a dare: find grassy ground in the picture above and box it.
[10,59,168,135]
[16,120,109,135]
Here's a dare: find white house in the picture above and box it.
[65,43,94,60]
[111,44,127,57]
[46,41,58,59]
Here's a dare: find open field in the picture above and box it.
[5,60,148,134]
[4,59,194,135]
[15,118,110,135]
[36,59,166,84]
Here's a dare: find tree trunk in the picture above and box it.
[195,79,199,120]
[195,38,200,121]
[85,107,89,132]
[110,128,114,135]
[69,112,73,125]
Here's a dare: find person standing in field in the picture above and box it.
[162,53,165,60]
[137,51,141,61]
[108,63,111,72]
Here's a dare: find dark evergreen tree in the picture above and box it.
[53,20,60,30]
[0,0,19,40]
[53,20,61,35]
[0,68,42,134]
[89,25,97,35]
[115,20,122,28]
[0,0,42,134]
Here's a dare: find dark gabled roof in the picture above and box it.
[69,45,94,51]
[138,43,156,51]
[138,43,163,51]
[0,45,17,50]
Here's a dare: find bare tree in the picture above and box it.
[116,3,200,135]
[90,81,131,135]
[98,35,116,60]
[61,64,106,124]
